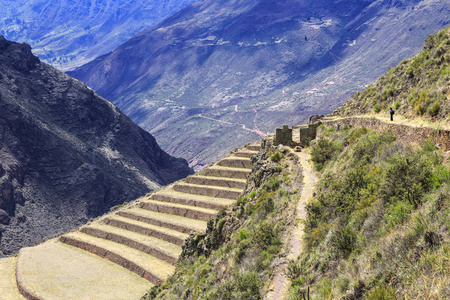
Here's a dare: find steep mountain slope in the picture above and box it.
[335,26,450,124]
[70,0,450,169]
[0,36,192,255]
[0,0,197,70]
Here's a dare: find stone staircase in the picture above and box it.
[0,143,260,300]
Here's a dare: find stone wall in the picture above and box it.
[323,117,450,151]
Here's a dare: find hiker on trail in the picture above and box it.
[390,107,395,121]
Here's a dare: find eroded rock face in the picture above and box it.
[0,209,10,225]
[0,37,193,255]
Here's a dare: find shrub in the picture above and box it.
[351,131,395,165]
[431,165,450,189]
[235,271,260,299]
[349,127,368,144]
[394,101,401,110]
[428,102,440,117]
[374,104,381,113]
[270,151,284,162]
[331,224,357,258]
[310,138,338,170]
[255,191,275,217]
[261,176,281,192]
[255,250,273,271]
[381,152,433,208]
[235,239,251,262]
[238,229,249,241]
[253,221,277,248]
[366,285,397,300]
[385,201,413,229]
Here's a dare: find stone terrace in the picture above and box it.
[1,143,260,300]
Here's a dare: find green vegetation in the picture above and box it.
[145,149,303,299]
[288,125,450,299]
[338,27,450,122]
[269,150,284,162]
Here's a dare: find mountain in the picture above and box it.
[70,0,450,169]
[0,0,197,70]
[0,36,193,255]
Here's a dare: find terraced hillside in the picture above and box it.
[0,143,260,299]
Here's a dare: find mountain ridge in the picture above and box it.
[0,0,198,70]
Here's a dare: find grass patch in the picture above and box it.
[290,125,450,299]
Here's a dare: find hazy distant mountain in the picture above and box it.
[70,0,450,169]
[0,36,192,255]
[0,0,197,70]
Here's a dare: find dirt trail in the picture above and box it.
[265,150,317,300]
[330,114,450,130]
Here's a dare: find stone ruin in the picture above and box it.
[298,123,320,147]
[298,115,323,147]
[274,116,323,148]
[274,125,293,146]
[309,115,324,124]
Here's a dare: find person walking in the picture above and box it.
[390,107,395,121]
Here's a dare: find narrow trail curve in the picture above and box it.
[265,150,318,300]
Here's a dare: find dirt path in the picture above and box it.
[329,114,450,131]
[265,150,318,300]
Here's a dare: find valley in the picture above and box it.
[70,0,450,169]
[0,2,449,299]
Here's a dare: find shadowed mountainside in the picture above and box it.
[0,0,197,70]
[0,36,193,255]
[70,0,450,169]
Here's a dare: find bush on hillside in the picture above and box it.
[366,285,397,300]
[310,138,338,170]
[381,151,433,208]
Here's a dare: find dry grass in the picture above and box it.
[288,125,450,299]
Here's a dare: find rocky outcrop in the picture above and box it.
[0,37,193,255]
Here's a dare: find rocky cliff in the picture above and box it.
[0,36,193,255]
[69,0,450,169]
